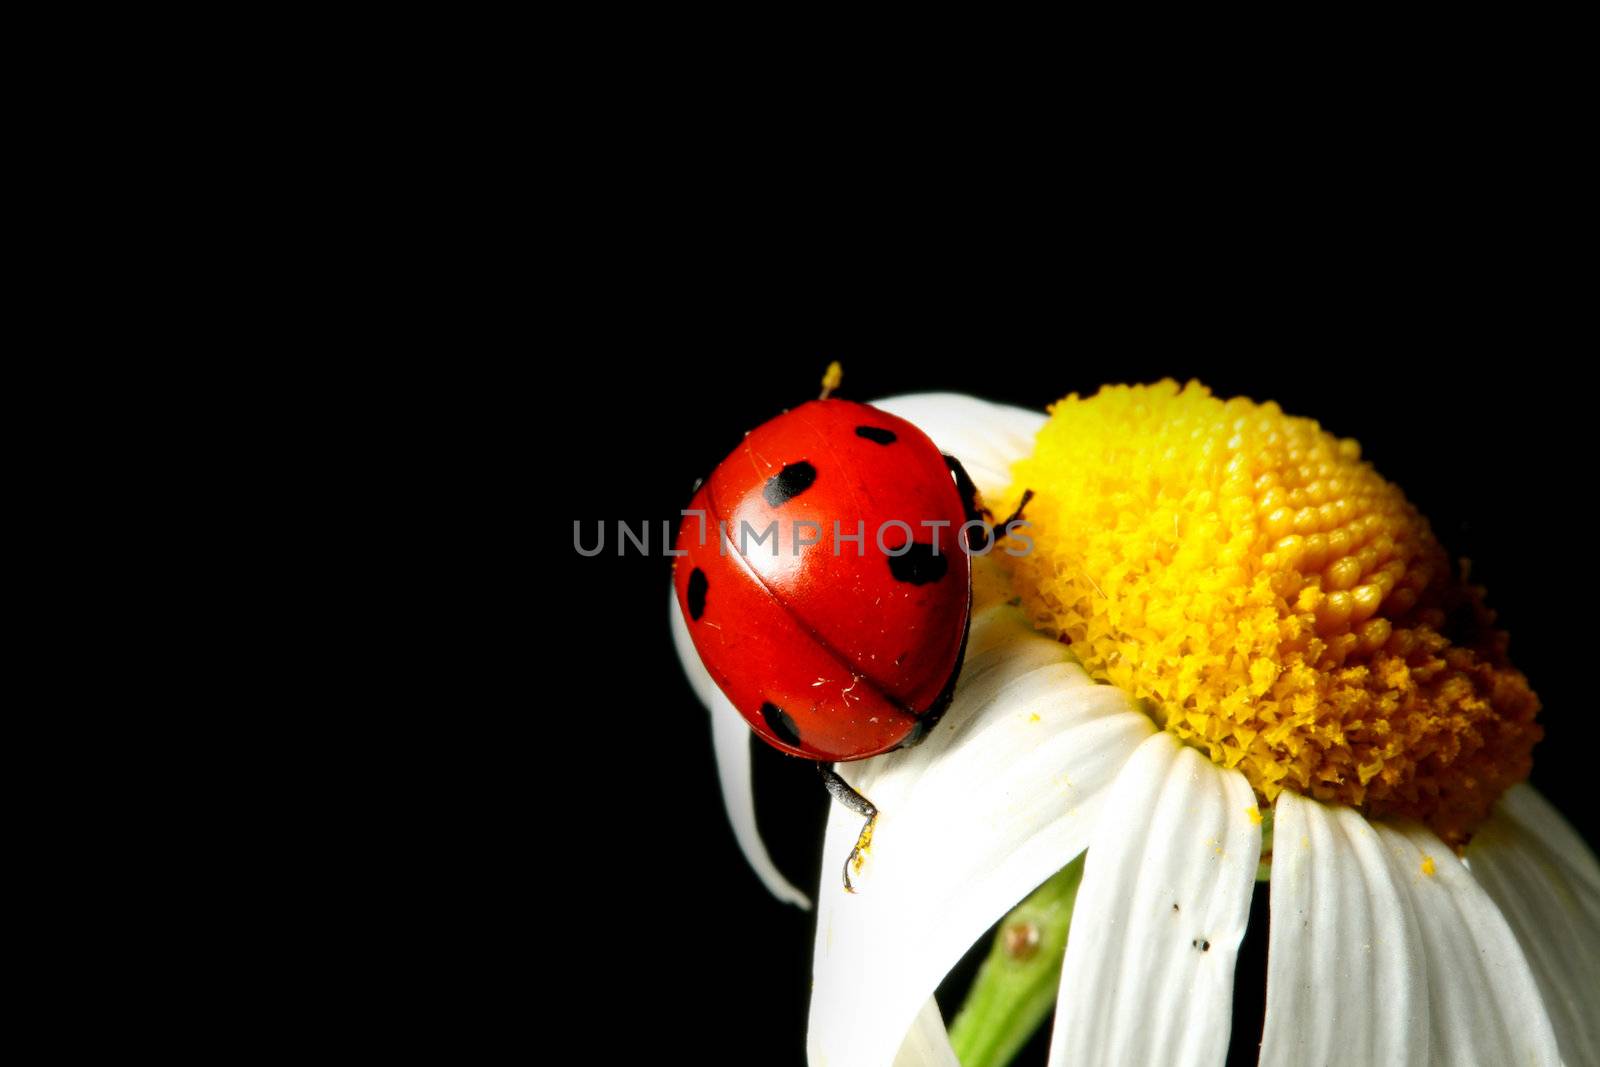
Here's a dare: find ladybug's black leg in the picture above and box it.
[944,454,1034,551]
[945,454,989,527]
[816,763,878,893]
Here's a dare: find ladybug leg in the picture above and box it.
[945,455,1035,551]
[944,454,989,527]
[816,763,879,893]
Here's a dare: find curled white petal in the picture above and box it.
[670,593,811,909]
[1374,817,1561,1065]
[1467,785,1600,1065]
[808,587,1154,1067]
[891,997,958,1067]
[1261,791,1429,1066]
[871,392,1046,499]
[1047,733,1261,1067]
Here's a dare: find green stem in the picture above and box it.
[948,855,1084,1067]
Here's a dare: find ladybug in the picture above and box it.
[673,377,1029,890]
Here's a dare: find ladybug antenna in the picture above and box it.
[819,360,844,400]
[997,489,1035,539]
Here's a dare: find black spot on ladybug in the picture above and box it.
[687,567,708,621]
[887,542,948,586]
[855,426,897,445]
[763,461,817,507]
[761,702,803,746]
[1192,938,1211,952]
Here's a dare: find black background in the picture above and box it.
[555,296,1596,1065]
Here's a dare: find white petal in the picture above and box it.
[1482,783,1600,897]
[808,592,1154,1067]
[1374,818,1561,1066]
[1260,791,1430,1067]
[870,392,1046,498]
[891,998,959,1067]
[669,592,811,909]
[1048,733,1262,1067]
[1467,785,1600,1066]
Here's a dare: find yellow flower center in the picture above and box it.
[1003,380,1541,844]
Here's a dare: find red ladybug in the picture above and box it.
[673,390,1028,889]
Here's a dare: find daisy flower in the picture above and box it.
[672,381,1600,1067]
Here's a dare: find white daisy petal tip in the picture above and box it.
[809,604,1153,1067]
[669,591,812,910]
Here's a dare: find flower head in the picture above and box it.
[675,385,1600,1067]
